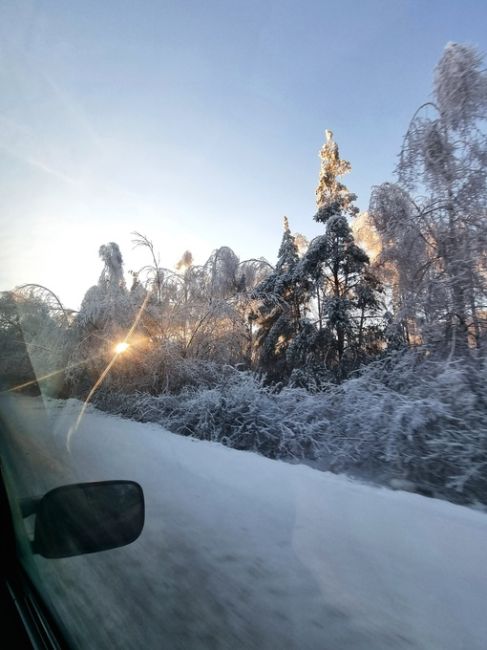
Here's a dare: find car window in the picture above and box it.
[1,2,487,649]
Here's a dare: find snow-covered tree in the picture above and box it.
[67,243,138,393]
[298,131,383,377]
[370,43,487,354]
[0,288,69,395]
[179,246,247,363]
[252,217,310,380]
[131,236,271,371]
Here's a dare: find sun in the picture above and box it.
[114,341,130,354]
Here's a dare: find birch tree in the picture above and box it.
[370,43,487,354]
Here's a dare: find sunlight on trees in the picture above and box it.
[2,42,487,504]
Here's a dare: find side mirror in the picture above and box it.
[33,481,144,559]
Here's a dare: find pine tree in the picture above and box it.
[299,131,383,377]
[253,217,309,380]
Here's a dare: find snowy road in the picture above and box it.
[1,395,487,649]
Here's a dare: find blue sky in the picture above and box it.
[1,0,486,307]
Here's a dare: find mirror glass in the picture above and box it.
[34,481,144,558]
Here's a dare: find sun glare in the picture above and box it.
[114,341,130,354]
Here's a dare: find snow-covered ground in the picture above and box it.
[1,395,487,649]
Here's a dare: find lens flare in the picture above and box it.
[114,341,129,354]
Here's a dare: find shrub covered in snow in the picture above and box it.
[94,350,487,505]
[95,370,328,460]
[323,352,487,503]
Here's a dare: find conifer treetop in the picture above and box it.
[315,131,359,224]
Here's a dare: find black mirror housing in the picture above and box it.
[33,481,144,559]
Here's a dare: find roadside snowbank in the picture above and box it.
[3,395,487,649]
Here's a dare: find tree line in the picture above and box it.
[5,43,486,393]
[1,42,487,503]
